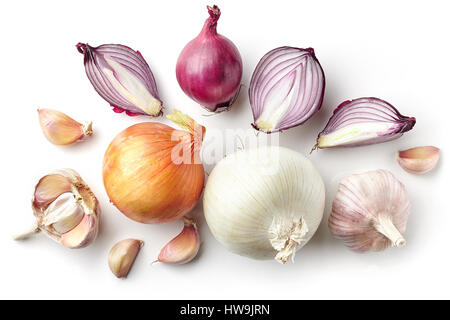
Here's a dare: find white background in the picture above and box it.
[1,0,449,299]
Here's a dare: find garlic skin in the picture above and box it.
[156,218,200,265]
[14,169,100,249]
[397,146,440,174]
[108,239,143,278]
[203,146,325,264]
[328,170,410,252]
[38,109,92,145]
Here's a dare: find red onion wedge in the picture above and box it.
[176,5,243,113]
[314,97,416,150]
[76,43,162,117]
[249,46,325,133]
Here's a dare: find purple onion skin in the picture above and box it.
[76,43,162,117]
[315,97,416,149]
[176,5,243,112]
[249,47,325,134]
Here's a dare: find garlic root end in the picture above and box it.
[375,216,406,248]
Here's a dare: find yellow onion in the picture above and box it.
[103,110,205,224]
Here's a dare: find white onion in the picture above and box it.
[203,146,325,264]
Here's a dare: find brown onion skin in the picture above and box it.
[103,122,205,224]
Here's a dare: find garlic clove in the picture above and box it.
[59,214,98,249]
[41,192,84,234]
[108,239,143,278]
[33,174,72,209]
[156,218,200,265]
[38,109,92,145]
[397,146,440,174]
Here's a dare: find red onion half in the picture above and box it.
[176,5,243,112]
[76,43,162,117]
[314,97,416,149]
[249,47,325,133]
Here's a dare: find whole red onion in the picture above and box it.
[176,5,243,112]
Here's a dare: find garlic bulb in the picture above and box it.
[203,146,325,264]
[328,170,410,252]
[14,169,100,248]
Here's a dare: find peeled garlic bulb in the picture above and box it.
[328,170,410,252]
[14,169,100,249]
[397,146,440,174]
[38,109,92,145]
[203,146,325,264]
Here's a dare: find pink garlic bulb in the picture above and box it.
[328,170,410,252]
